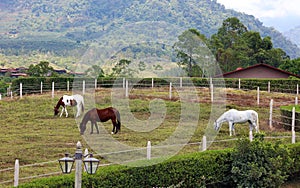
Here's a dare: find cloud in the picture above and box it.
[217,0,300,31]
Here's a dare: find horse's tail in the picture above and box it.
[115,109,121,131]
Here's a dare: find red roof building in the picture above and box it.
[214,63,300,79]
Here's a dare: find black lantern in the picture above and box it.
[83,154,100,174]
[58,153,74,174]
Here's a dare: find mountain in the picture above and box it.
[0,0,299,66]
[284,26,300,48]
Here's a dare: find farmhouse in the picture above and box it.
[215,63,300,79]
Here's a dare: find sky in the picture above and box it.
[217,0,300,32]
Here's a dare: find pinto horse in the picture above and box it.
[54,94,84,118]
[80,107,121,135]
[214,109,259,136]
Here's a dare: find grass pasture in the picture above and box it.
[0,86,299,187]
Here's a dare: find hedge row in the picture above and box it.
[17,142,300,188]
[10,77,300,95]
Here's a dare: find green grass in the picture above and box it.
[0,88,298,187]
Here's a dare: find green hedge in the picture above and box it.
[10,77,300,95]
[16,142,300,187]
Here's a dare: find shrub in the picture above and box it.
[231,134,292,188]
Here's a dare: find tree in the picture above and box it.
[111,59,136,77]
[173,28,213,77]
[84,65,105,78]
[27,61,56,77]
[279,58,300,76]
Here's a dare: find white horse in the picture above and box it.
[54,94,84,118]
[214,109,259,136]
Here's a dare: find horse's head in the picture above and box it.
[213,121,220,131]
[80,122,86,135]
[54,106,59,116]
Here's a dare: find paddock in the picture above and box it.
[0,80,299,187]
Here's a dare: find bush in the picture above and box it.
[231,134,292,188]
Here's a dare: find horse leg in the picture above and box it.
[232,123,236,136]
[95,122,99,134]
[229,122,232,136]
[111,120,116,134]
[65,107,68,117]
[59,107,64,117]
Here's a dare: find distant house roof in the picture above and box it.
[214,63,300,79]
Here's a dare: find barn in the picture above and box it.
[215,63,300,79]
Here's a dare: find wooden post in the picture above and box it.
[14,159,19,187]
[269,99,273,129]
[238,78,241,90]
[123,78,125,88]
[268,81,270,93]
[147,141,151,160]
[295,97,298,105]
[10,91,13,99]
[292,107,296,144]
[180,77,182,88]
[67,81,70,91]
[297,84,299,95]
[125,79,129,98]
[40,81,43,94]
[0,94,1,100]
[211,84,213,102]
[82,80,85,95]
[152,78,154,88]
[95,79,97,89]
[202,136,207,151]
[169,82,172,99]
[257,87,260,105]
[52,82,54,98]
[20,83,22,98]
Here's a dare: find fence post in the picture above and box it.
[180,77,182,88]
[40,81,43,94]
[292,107,296,144]
[82,80,85,95]
[95,79,97,89]
[297,84,299,95]
[269,99,273,129]
[295,97,298,105]
[268,81,270,93]
[238,78,241,89]
[249,131,253,142]
[202,136,207,151]
[0,94,1,100]
[20,83,22,98]
[52,82,54,98]
[123,78,125,88]
[152,78,154,88]
[14,159,19,187]
[147,141,151,160]
[10,91,13,99]
[169,82,172,99]
[257,87,260,105]
[210,84,214,102]
[67,81,69,91]
[125,79,129,98]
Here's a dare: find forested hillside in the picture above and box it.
[0,0,299,69]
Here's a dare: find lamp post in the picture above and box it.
[58,141,99,188]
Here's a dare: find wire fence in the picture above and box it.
[0,78,300,187]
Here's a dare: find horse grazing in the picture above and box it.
[80,107,121,135]
[214,109,259,136]
[54,94,84,118]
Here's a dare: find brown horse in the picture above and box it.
[80,107,121,135]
